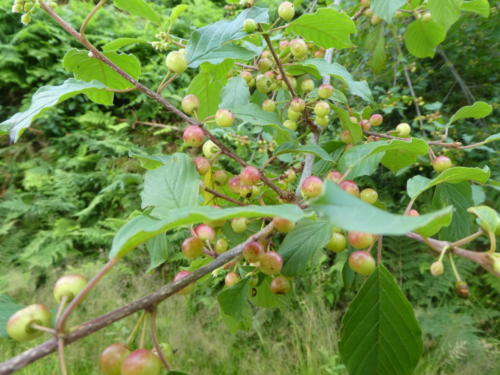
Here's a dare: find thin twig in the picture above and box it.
[149,308,171,370]
[437,47,475,104]
[451,230,483,247]
[204,187,246,206]
[30,324,56,335]
[57,338,68,375]
[80,0,107,40]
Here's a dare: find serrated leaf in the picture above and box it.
[146,234,169,273]
[372,0,407,22]
[110,205,305,258]
[141,153,200,217]
[367,25,386,73]
[113,0,161,24]
[407,166,490,199]
[275,142,333,162]
[287,8,356,49]
[192,44,258,67]
[0,79,106,142]
[313,182,453,237]
[339,265,423,375]
[250,278,287,308]
[404,19,446,58]
[103,38,147,52]
[449,101,492,124]
[220,77,250,109]
[279,219,332,276]
[461,0,490,17]
[218,278,252,329]
[429,0,463,31]
[0,296,24,337]
[467,205,497,233]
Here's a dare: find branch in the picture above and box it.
[0,224,275,375]
[204,186,246,206]
[437,47,475,105]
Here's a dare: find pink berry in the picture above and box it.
[183,125,205,147]
[301,176,324,198]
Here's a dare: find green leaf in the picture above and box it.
[250,278,287,308]
[129,151,172,170]
[191,44,258,67]
[218,278,252,329]
[313,182,453,237]
[275,142,333,162]
[103,38,147,52]
[407,166,490,199]
[372,0,407,22]
[230,103,280,125]
[332,106,363,143]
[146,234,169,273]
[141,153,200,218]
[169,4,189,24]
[461,0,490,17]
[366,25,386,73]
[279,219,332,276]
[429,0,463,31]
[379,139,429,172]
[63,49,141,105]
[484,133,500,144]
[186,7,268,67]
[404,19,446,58]
[110,205,305,259]
[0,296,24,337]
[287,8,356,49]
[187,60,234,119]
[0,79,106,142]
[449,101,492,124]
[339,265,423,375]
[113,0,161,24]
[220,77,250,109]
[467,205,498,233]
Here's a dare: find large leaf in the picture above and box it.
[218,278,252,331]
[103,38,147,52]
[404,19,446,58]
[279,219,332,276]
[448,101,492,124]
[313,182,453,237]
[186,7,268,67]
[63,49,141,105]
[339,265,423,375]
[365,25,387,73]
[0,296,24,337]
[220,77,250,109]
[250,278,287,308]
[407,166,490,199]
[275,142,333,162]
[429,0,463,31]
[286,8,356,49]
[332,106,363,143]
[113,0,161,24]
[0,79,106,142]
[141,153,200,217]
[372,0,407,22]
[146,234,169,273]
[230,103,280,125]
[461,0,490,17]
[110,205,305,258]
[194,44,258,67]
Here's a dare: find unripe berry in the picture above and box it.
[283,120,297,131]
[455,281,469,298]
[315,115,329,127]
[100,343,131,375]
[284,169,296,182]
[326,170,343,183]
[369,113,383,126]
[202,140,220,159]
[348,232,376,249]
[53,274,87,303]
[215,238,229,254]
[240,166,261,185]
[258,57,273,73]
[361,0,370,6]
[225,272,240,287]
[6,304,51,342]
[364,8,373,17]
[256,74,273,94]
[325,232,347,253]
[181,94,199,115]
[314,101,330,117]
[290,98,306,112]
[287,108,301,121]
[421,12,432,22]
[182,236,204,259]
[213,169,229,185]
[174,270,195,295]
[407,209,420,216]
[243,241,264,263]
[396,122,411,137]
[371,15,382,25]
[279,40,290,53]
[12,4,23,13]
[339,180,360,197]
[360,119,371,131]
[360,188,378,204]
[432,156,453,172]
[318,84,333,99]
[259,252,283,275]
[240,70,253,83]
[349,251,376,276]
[272,217,295,233]
[289,38,308,58]
[301,176,324,198]
[239,184,252,198]
[21,13,31,25]
[301,78,315,93]
[243,18,257,33]
[228,176,242,194]
[183,125,205,147]
[430,261,444,276]
[270,276,291,294]
[262,99,276,112]
[194,156,210,175]
[195,224,215,241]
[121,349,161,375]
[231,217,248,233]
[278,1,295,21]
[340,130,353,144]
[165,50,187,74]
[215,108,235,127]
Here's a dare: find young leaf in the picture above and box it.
[448,101,492,124]
[113,0,161,24]
[339,265,423,375]
[371,0,407,22]
[404,19,446,58]
[0,79,106,142]
[461,0,490,17]
[220,77,250,109]
[467,205,498,233]
[169,4,189,25]
[103,38,147,52]
[428,0,463,31]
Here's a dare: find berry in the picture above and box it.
[53,274,87,303]
[339,180,360,197]
[21,13,31,25]
[243,241,264,263]
[182,236,204,259]
[421,12,432,22]
[359,119,371,131]
[430,261,444,276]
[194,157,210,175]
[283,169,296,182]
[6,304,51,342]
[181,94,199,115]
[270,276,291,294]
[240,70,253,83]
[369,113,383,126]
[315,116,329,127]
[318,84,333,99]
[301,176,324,198]
[407,209,420,216]
[165,50,187,74]
[243,18,257,33]
[262,99,276,112]
[256,74,273,94]
[432,156,452,172]
[240,166,261,185]
[349,251,376,276]
[325,232,347,253]
[371,15,382,25]
[272,217,295,233]
[283,120,297,131]
[289,38,308,58]
[326,170,343,183]
[231,217,248,233]
[360,188,378,204]
[195,224,215,241]
[348,232,376,249]
[301,79,315,93]
[290,98,306,112]
[314,101,330,117]
[340,130,353,144]
[258,57,273,73]
[361,0,370,6]
[174,271,195,295]
[215,109,235,127]
[455,281,469,298]
[202,140,220,159]
[100,343,131,375]
[278,1,295,21]
[225,272,240,287]
[215,238,229,254]
[183,125,204,147]
[121,349,161,375]
[213,170,229,185]
[259,251,283,275]
[228,176,242,194]
[279,40,290,53]
[396,122,411,137]
[287,108,301,121]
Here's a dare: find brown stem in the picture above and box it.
[204,187,246,206]
[149,308,171,370]
[57,338,68,375]
[451,230,484,248]
[80,0,107,40]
